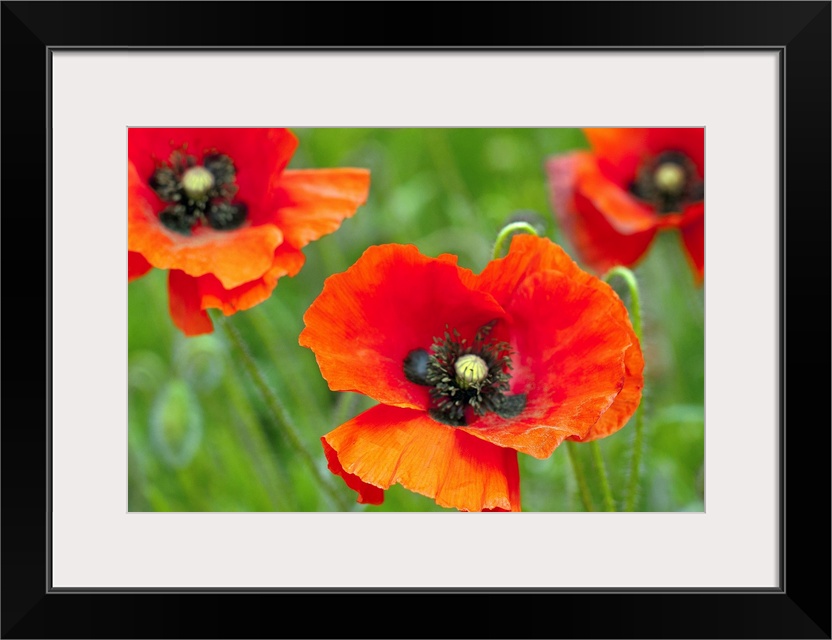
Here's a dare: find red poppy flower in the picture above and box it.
[546,128,704,283]
[128,128,371,336]
[299,235,644,511]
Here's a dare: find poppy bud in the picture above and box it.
[403,348,430,385]
[150,379,203,468]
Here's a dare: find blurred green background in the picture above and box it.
[128,128,704,512]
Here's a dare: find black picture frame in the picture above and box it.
[2,2,829,638]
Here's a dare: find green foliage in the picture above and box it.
[128,128,704,512]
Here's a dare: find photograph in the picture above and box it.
[5,1,828,634]
[128,126,705,513]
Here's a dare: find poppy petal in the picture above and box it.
[474,234,582,305]
[476,234,623,309]
[548,152,658,234]
[270,169,371,249]
[168,269,213,336]
[197,245,306,316]
[129,161,285,289]
[643,127,705,177]
[299,244,507,411]
[323,404,521,512]
[584,128,704,178]
[680,203,705,284]
[574,332,645,443]
[322,437,385,505]
[577,166,661,235]
[547,156,657,274]
[462,268,639,458]
[128,251,152,282]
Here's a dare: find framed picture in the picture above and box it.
[3,1,829,638]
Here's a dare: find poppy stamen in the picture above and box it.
[630,150,703,214]
[150,150,246,234]
[403,321,526,427]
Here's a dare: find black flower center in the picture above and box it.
[403,320,526,427]
[629,151,704,214]
[149,148,248,235]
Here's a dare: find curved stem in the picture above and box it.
[565,441,596,512]
[217,314,353,511]
[590,441,616,512]
[603,266,642,337]
[491,222,539,260]
[624,405,646,511]
[602,266,645,511]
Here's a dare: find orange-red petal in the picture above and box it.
[573,331,645,443]
[270,169,371,249]
[128,251,152,282]
[680,203,705,284]
[584,127,705,178]
[168,270,213,336]
[546,152,658,274]
[299,244,507,411]
[197,245,306,316]
[576,163,661,235]
[582,128,649,179]
[323,404,521,512]
[474,234,619,306]
[461,268,639,458]
[322,437,384,505]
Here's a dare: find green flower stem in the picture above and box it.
[245,306,329,427]
[603,266,642,336]
[602,265,645,512]
[656,231,703,329]
[491,222,540,260]
[217,314,353,511]
[222,373,294,511]
[624,405,646,511]
[565,441,596,512]
[590,441,616,512]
